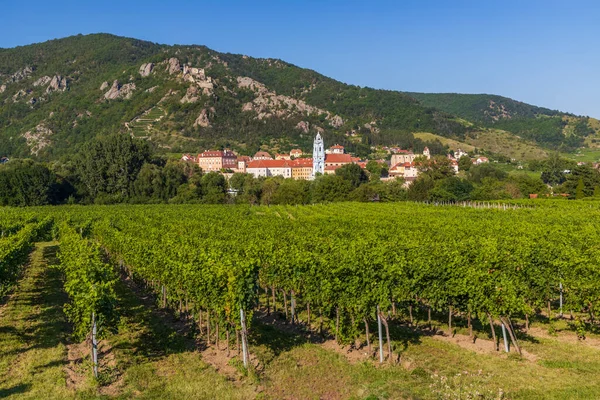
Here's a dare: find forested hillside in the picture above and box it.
[0,34,596,161]
[407,92,599,149]
[0,34,465,160]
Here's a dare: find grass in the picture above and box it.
[414,132,475,152]
[466,129,548,161]
[563,148,600,163]
[4,243,600,398]
[0,242,72,399]
[414,129,548,161]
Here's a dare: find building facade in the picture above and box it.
[312,133,325,179]
[198,150,237,172]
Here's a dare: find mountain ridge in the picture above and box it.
[0,33,597,161]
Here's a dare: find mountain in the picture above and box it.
[406,93,600,149]
[0,34,597,161]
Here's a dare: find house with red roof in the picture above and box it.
[197,149,237,171]
[246,159,292,178]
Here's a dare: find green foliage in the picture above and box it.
[335,163,369,188]
[57,222,119,341]
[467,163,508,184]
[0,160,68,206]
[407,92,595,150]
[74,134,152,201]
[458,155,472,171]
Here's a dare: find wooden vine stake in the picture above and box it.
[377,306,384,363]
[91,312,98,378]
[240,309,249,369]
[501,322,510,353]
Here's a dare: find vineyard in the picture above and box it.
[2,202,600,398]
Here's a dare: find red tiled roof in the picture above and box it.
[199,150,236,158]
[247,159,291,169]
[330,144,344,149]
[325,154,353,163]
[253,151,272,158]
[290,158,313,167]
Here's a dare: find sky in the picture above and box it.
[2,0,600,117]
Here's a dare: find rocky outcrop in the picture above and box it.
[139,63,154,77]
[100,81,109,90]
[194,107,214,127]
[33,76,52,87]
[296,121,310,133]
[183,66,214,95]
[0,84,5,93]
[166,58,181,75]
[180,85,200,104]
[329,115,343,128]
[364,120,380,134]
[145,86,159,93]
[12,89,28,102]
[238,76,344,126]
[10,66,34,83]
[46,75,68,93]
[103,80,136,100]
[237,76,268,94]
[22,123,53,155]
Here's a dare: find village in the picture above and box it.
[181,133,490,184]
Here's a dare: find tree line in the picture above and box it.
[1,134,598,207]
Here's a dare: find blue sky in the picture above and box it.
[3,0,600,117]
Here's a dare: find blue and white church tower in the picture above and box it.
[312,133,325,179]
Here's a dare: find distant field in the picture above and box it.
[564,148,600,163]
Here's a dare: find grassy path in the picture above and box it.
[0,242,72,399]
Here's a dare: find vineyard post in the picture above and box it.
[559,282,563,317]
[92,312,98,378]
[377,306,384,363]
[364,318,371,354]
[290,290,296,324]
[501,322,509,352]
[240,309,249,369]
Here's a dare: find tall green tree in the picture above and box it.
[75,134,152,201]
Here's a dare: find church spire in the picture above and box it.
[312,133,325,179]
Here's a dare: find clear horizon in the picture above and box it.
[3,0,600,118]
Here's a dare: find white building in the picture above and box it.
[312,133,325,179]
[246,160,292,178]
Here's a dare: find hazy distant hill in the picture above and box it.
[0,34,597,160]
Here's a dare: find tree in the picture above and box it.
[201,172,227,204]
[311,175,353,202]
[272,179,310,205]
[407,176,435,201]
[430,177,473,202]
[458,155,472,172]
[0,160,66,206]
[75,134,152,202]
[576,178,585,200]
[335,163,368,188]
[540,153,576,186]
[562,165,600,198]
[467,163,508,184]
[366,160,386,180]
[414,155,454,181]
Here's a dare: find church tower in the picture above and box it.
[312,133,325,179]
